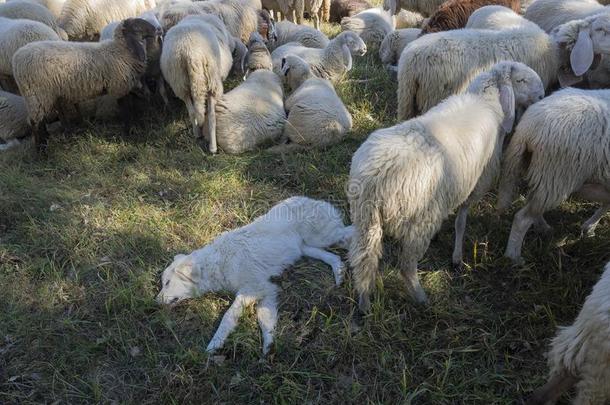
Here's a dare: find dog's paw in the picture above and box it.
[333,262,345,286]
[206,339,223,353]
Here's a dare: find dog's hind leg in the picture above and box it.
[302,246,344,286]
[206,293,255,353]
[256,286,279,355]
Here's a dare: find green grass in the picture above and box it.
[1,22,608,404]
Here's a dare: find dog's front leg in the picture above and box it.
[302,246,345,286]
[256,286,279,354]
[206,293,255,353]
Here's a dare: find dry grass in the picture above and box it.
[0,21,608,404]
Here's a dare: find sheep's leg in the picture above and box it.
[504,204,538,264]
[581,204,609,237]
[452,204,469,268]
[527,373,578,405]
[33,121,50,153]
[206,293,256,353]
[158,77,170,107]
[205,93,217,154]
[400,256,428,304]
[184,98,202,139]
[302,245,344,286]
[117,94,136,136]
[256,288,278,354]
[313,11,320,29]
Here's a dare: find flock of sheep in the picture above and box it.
[0,0,609,402]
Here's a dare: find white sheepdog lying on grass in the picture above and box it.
[156,196,353,354]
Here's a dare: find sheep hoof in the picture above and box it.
[452,260,465,272]
[358,293,371,313]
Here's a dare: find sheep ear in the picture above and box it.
[571,27,594,76]
[499,84,515,133]
[342,44,353,71]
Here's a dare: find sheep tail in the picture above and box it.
[396,57,417,121]
[497,128,528,213]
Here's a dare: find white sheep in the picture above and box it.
[215,69,285,154]
[8,0,66,18]
[497,88,610,264]
[395,8,424,28]
[156,196,353,354]
[271,31,367,82]
[0,1,67,39]
[524,0,607,33]
[379,27,420,69]
[244,31,273,77]
[466,5,532,30]
[527,261,610,405]
[161,14,246,154]
[269,20,329,50]
[12,18,159,150]
[58,0,156,40]
[396,9,609,120]
[348,61,544,310]
[0,16,61,92]
[0,89,28,150]
[383,0,446,17]
[340,7,395,50]
[271,54,353,153]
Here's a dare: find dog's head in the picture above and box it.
[156,254,202,305]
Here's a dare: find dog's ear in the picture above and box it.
[175,259,201,284]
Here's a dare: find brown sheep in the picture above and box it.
[329,0,372,23]
[420,0,520,34]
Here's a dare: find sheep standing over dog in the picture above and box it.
[161,14,246,154]
[340,7,395,50]
[420,0,521,34]
[527,261,610,405]
[58,0,156,40]
[156,196,354,354]
[272,31,367,82]
[348,62,544,310]
[272,54,352,153]
[12,18,159,150]
[498,88,610,264]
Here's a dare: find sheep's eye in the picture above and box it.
[516,79,526,83]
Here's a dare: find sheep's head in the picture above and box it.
[119,18,158,63]
[156,254,203,306]
[340,31,367,56]
[492,62,544,133]
[244,32,272,78]
[383,0,399,16]
[552,13,610,86]
[258,9,277,43]
[281,54,313,91]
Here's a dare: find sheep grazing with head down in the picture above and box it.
[244,32,273,77]
[12,18,159,150]
[379,27,420,75]
[420,0,520,34]
[498,87,610,264]
[0,89,28,151]
[340,7,395,50]
[0,17,61,92]
[272,31,367,82]
[527,261,610,405]
[161,14,246,154]
[156,196,353,354]
[0,0,67,39]
[58,0,156,40]
[269,20,329,50]
[271,54,352,153]
[348,61,544,310]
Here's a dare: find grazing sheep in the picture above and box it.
[271,54,352,153]
[244,32,273,77]
[497,88,610,263]
[395,8,425,28]
[379,27,420,67]
[466,4,532,30]
[383,0,446,17]
[0,1,67,39]
[524,0,607,33]
[8,0,66,18]
[215,70,285,154]
[0,17,60,92]
[0,89,28,150]
[329,0,372,23]
[269,20,329,50]
[348,62,544,310]
[272,31,367,82]
[156,196,353,354]
[159,0,271,43]
[527,261,610,405]
[58,0,156,40]
[161,14,246,154]
[12,18,158,150]
[420,0,520,34]
[340,7,395,50]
